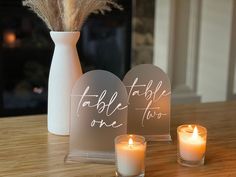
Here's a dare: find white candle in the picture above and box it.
[115,135,146,176]
[177,125,207,165]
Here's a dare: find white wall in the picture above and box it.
[154,0,236,103]
[197,0,233,102]
[153,0,174,77]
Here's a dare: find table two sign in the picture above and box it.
[123,64,171,141]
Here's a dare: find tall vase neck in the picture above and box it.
[50,31,80,45]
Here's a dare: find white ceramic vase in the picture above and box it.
[48,31,83,135]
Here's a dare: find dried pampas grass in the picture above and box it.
[22,0,122,31]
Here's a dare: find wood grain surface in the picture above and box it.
[0,101,236,177]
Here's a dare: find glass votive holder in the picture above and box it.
[177,124,207,167]
[115,134,146,177]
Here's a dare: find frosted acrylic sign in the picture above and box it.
[123,64,171,141]
[67,70,128,163]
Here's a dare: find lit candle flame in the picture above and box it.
[128,138,133,145]
[191,126,199,140]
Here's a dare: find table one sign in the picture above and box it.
[66,70,128,163]
[66,64,171,163]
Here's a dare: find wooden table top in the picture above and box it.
[0,101,236,177]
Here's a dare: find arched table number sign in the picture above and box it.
[123,64,172,141]
[66,70,128,163]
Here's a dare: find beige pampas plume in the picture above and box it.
[22,0,123,31]
[62,0,77,31]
